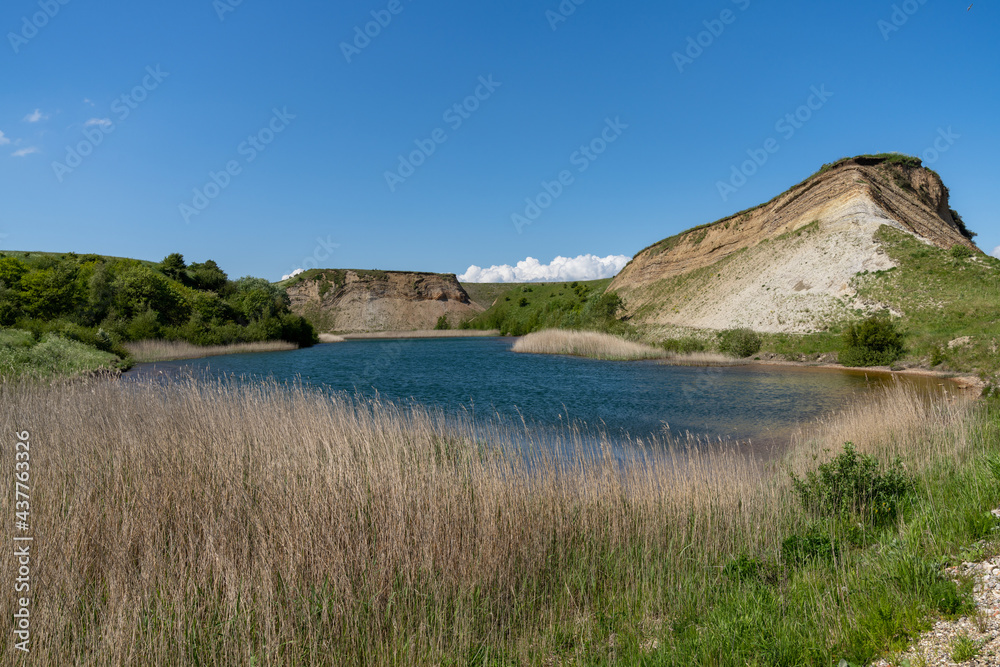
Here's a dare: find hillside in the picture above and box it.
[611,155,980,335]
[284,269,483,333]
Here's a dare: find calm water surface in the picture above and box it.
[130,337,946,446]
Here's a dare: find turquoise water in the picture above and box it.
[130,337,938,446]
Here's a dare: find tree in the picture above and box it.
[112,265,189,324]
[159,253,187,281]
[187,259,228,293]
[0,257,28,289]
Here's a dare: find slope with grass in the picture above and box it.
[611,155,980,336]
[283,269,483,333]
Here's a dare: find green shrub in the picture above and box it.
[723,554,778,584]
[434,314,451,330]
[661,337,706,354]
[781,526,835,566]
[840,316,905,367]
[791,443,913,527]
[950,244,974,260]
[717,328,763,358]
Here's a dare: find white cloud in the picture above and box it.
[992,246,1000,259]
[12,147,39,157]
[83,98,94,106]
[85,118,112,128]
[23,109,46,123]
[0,131,9,146]
[459,254,631,283]
[281,268,305,281]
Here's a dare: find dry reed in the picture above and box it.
[512,329,668,360]
[124,339,298,363]
[0,377,976,664]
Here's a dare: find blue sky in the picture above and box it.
[1,0,997,281]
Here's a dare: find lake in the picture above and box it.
[129,337,948,447]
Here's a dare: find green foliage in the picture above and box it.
[781,525,835,566]
[466,280,631,337]
[850,227,998,373]
[434,314,451,330]
[0,331,123,378]
[158,253,187,281]
[840,316,905,367]
[951,633,982,661]
[0,251,318,377]
[717,328,763,358]
[950,244,973,260]
[791,443,913,527]
[660,336,707,354]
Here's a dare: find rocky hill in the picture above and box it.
[284,269,483,333]
[610,155,980,334]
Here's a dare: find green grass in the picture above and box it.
[464,279,621,336]
[0,329,124,378]
[852,227,1000,375]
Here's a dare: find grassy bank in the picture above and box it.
[0,328,124,379]
[124,339,299,363]
[1,377,998,664]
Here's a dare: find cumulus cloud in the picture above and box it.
[23,109,46,123]
[0,131,9,146]
[281,268,305,281]
[85,118,112,128]
[459,254,631,283]
[992,246,1000,259]
[11,147,38,157]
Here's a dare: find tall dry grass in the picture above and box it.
[0,377,980,664]
[124,339,298,363]
[512,329,668,360]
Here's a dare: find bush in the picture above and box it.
[661,337,706,354]
[791,443,913,527]
[840,316,905,367]
[717,328,762,358]
[434,315,451,330]
[781,526,835,566]
[950,244,974,260]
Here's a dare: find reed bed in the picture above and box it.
[124,339,298,363]
[0,377,994,665]
[512,329,669,360]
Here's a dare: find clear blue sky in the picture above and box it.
[2,0,997,281]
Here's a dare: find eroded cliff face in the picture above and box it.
[286,270,483,333]
[610,157,978,333]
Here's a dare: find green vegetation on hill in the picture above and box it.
[851,227,1000,374]
[0,250,317,376]
[0,328,123,379]
[464,279,628,336]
